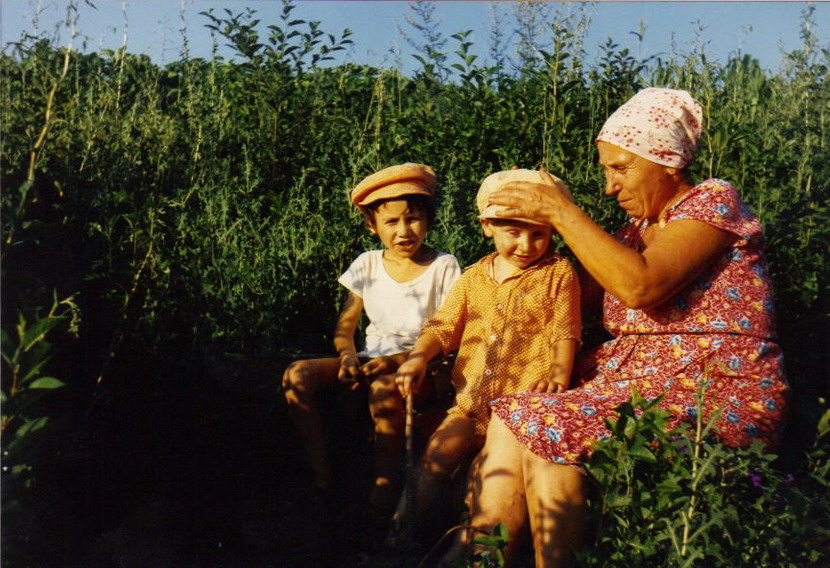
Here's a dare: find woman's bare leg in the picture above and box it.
[523,449,586,568]
[281,357,342,491]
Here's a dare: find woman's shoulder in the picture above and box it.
[670,179,759,238]
[695,178,736,192]
[676,178,735,205]
[684,178,742,206]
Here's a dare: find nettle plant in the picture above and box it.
[579,389,830,567]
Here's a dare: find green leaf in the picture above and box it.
[626,440,657,462]
[21,316,61,352]
[13,416,49,439]
[605,491,632,508]
[26,377,65,390]
[816,408,830,441]
[18,357,52,387]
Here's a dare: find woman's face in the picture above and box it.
[597,140,680,221]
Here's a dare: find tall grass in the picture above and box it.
[1,1,828,565]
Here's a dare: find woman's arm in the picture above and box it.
[491,171,736,309]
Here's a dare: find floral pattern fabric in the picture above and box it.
[490,179,789,464]
[595,87,703,168]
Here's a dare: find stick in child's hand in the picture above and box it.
[405,393,415,544]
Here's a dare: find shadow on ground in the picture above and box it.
[62,353,456,568]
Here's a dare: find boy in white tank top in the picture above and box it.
[281,163,460,526]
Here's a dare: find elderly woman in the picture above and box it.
[452,88,789,567]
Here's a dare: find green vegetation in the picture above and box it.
[581,391,829,567]
[2,1,828,565]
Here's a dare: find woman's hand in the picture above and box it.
[489,168,572,227]
[493,168,736,310]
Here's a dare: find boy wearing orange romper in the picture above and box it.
[394,168,582,541]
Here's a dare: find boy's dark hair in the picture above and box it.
[362,194,437,228]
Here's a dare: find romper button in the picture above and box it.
[485,369,492,376]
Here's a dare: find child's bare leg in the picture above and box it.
[404,413,482,541]
[281,357,342,491]
[439,449,484,565]
[367,372,405,509]
[443,415,528,564]
[523,454,586,568]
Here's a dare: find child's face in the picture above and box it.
[482,219,552,269]
[369,199,429,260]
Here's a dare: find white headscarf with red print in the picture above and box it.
[596,87,703,168]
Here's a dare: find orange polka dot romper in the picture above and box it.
[422,251,581,436]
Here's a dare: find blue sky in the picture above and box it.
[2,1,827,74]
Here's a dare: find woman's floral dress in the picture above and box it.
[490,179,789,465]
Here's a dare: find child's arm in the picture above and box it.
[529,338,578,393]
[395,331,443,398]
[333,292,365,389]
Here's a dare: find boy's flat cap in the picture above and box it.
[351,163,436,207]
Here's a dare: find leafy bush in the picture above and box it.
[580,392,830,567]
[1,294,80,562]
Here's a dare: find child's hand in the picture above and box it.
[529,379,568,394]
[360,355,397,378]
[338,353,364,390]
[395,358,426,398]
